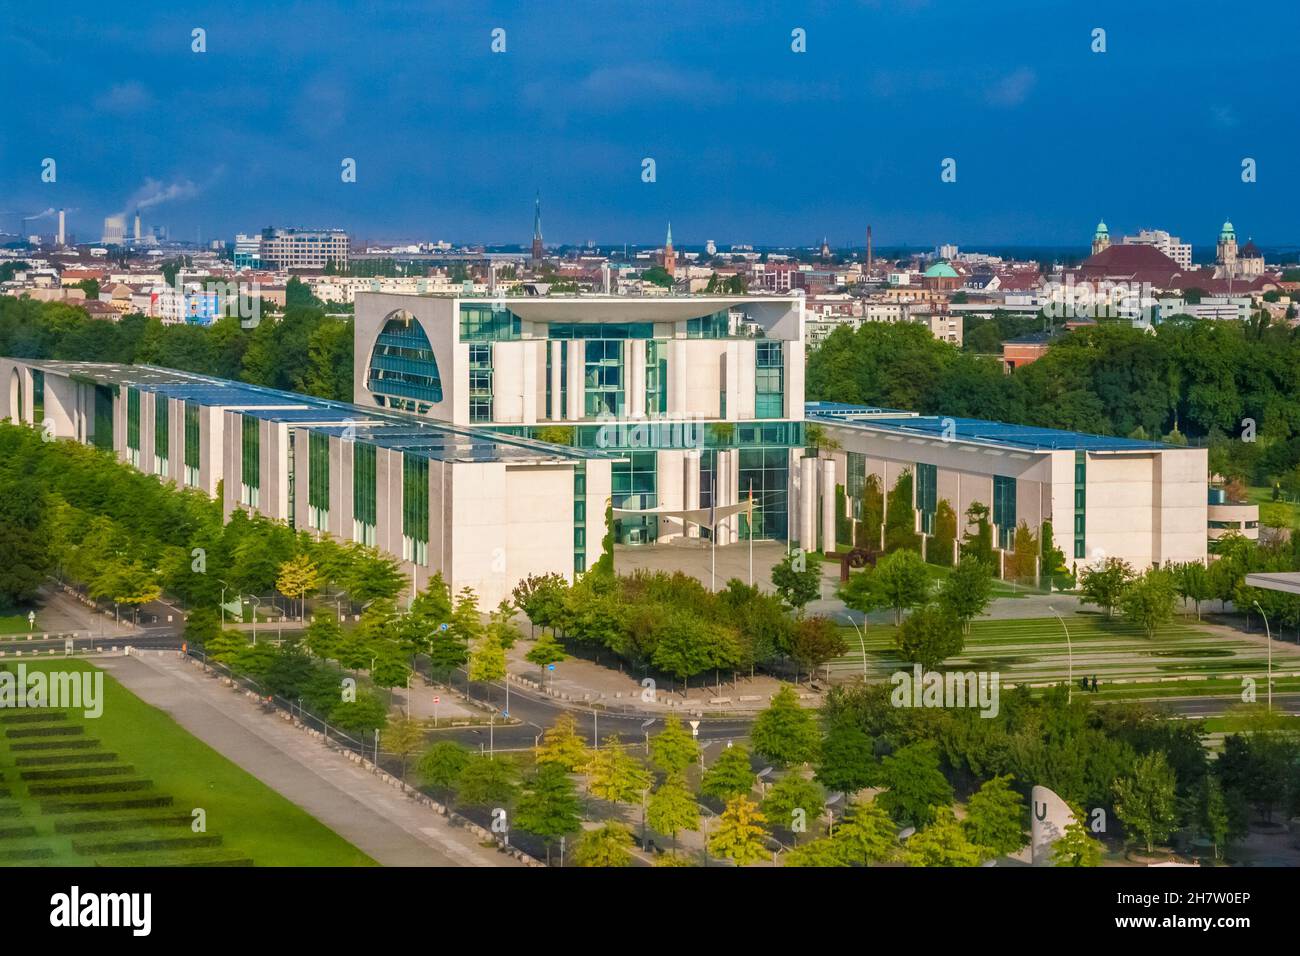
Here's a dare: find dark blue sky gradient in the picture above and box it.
[5,1,1295,248]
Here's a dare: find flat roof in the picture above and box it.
[16,359,607,465]
[1244,572,1300,596]
[806,402,1172,453]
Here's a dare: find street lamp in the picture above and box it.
[1253,600,1273,713]
[218,579,230,628]
[841,612,867,680]
[249,595,260,644]
[1048,605,1073,704]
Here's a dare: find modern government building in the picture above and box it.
[2,292,1211,607]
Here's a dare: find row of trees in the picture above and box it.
[1079,532,1300,637]
[0,423,407,618]
[0,295,353,403]
[819,679,1289,863]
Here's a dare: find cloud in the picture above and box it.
[985,67,1036,108]
[95,82,154,114]
[577,64,729,103]
[1210,105,1239,128]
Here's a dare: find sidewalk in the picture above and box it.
[99,650,523,867]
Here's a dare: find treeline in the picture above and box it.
[0,295,354,402]
[820,679,1292,862]
[807,318,1300,486]
[0,424,402,614]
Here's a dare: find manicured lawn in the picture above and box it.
[829,613,1300,701]
[1246,485,1296,529]
[0,659,374,866]
[0,614,37,635]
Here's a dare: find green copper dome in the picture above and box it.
[1095,220,1108,237]
[924,261,959,278]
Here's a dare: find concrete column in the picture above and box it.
[820,458,837,553]
[668,340,688,415]
[566,340,584,421]
[800,456,817,552]
[549,340,564,420]
[684,451,701,538]
[625,340,645,419]
[722,449,740,544]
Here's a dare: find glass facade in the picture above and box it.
[469,343,493,423]
[739,447,789,540]
[993,475,1016,551]
[402,453,429,564]
[31,370,43,427]
[183,401,200,487]
[846,452,866,521]
[154,395,169,475]
[685,310,731,338]
[645,340,667,414]
[916,462,937,534]
[308,431,330,530]
[367,312,443,413]
[353,442,377,545]
[460,303,521,342]
[755,341,784,419]
[573,462,587,573]
[584,340,624,418]
[92,384,114,452]
[612,450,657,544]
[549,321,653,340]
[240,415,260,508]
[126,388,140,466]
[1074,451,1086,559]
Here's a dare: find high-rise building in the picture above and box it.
[1120,228,1191,270]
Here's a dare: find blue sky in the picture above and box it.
[5,0,1296,248]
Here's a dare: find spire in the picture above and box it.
[533,191,542,241]
[666,221,673,249]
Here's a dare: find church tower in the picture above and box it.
[662,222,676,274]
[1216,219,1238,273]
[530,192,544,265]
[1091,220,1110,256]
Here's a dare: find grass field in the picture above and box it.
[0,659,374,866]
[829,613,1300,701]
[0,614,36,636]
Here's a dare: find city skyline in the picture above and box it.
[7,0,1298,246]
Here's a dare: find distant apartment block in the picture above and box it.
[257,228,350,271]
[1120,229,1192,270]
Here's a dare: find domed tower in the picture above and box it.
[1216,219,1238,272]
[1091,220,1110,256]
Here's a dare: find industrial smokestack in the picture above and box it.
[57,209,65,246]
[133,210,142,241]
[866,225,873,275]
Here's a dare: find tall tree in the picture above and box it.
[1112,751,1179,855]
[751,686,820,768]
[515,763,583,864]
[707,795,769,866]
